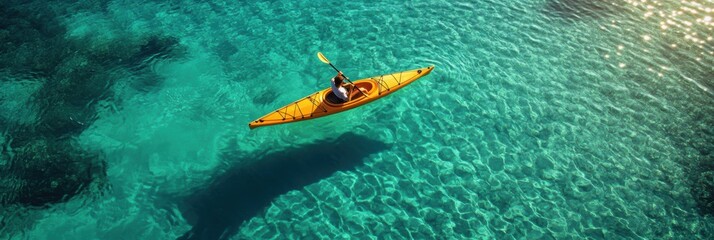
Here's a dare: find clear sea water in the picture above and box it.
[1,0,713,239]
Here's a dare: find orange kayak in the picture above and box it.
[248,66,434,129]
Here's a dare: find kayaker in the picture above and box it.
[330,72,350,102]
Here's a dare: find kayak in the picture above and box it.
[248,66,434,129]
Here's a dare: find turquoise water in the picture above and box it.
[1,0,713,239]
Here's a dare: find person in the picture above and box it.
[330,72,350,102]
[331,71,367,103]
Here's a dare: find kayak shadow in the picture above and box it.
[178,132,390,240]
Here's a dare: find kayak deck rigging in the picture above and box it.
[274,93,328,121]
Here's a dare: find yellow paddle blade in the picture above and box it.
[317,52,330,64]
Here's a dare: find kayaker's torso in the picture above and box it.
[330,77,348,101]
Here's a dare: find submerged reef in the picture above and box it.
[0,0,185,209]
[1,139,106,206]
[178,133,390,240]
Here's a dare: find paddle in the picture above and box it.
[317,52,368,98]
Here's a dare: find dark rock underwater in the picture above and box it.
[0,0,185,209]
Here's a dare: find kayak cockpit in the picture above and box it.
[324,81,374,105]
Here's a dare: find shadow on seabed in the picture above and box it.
[178,132,390,240]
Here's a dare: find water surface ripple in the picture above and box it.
[0,0,712,239]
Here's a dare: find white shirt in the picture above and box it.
[330,77,349,101]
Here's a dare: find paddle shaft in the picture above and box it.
[327,63,368,97]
